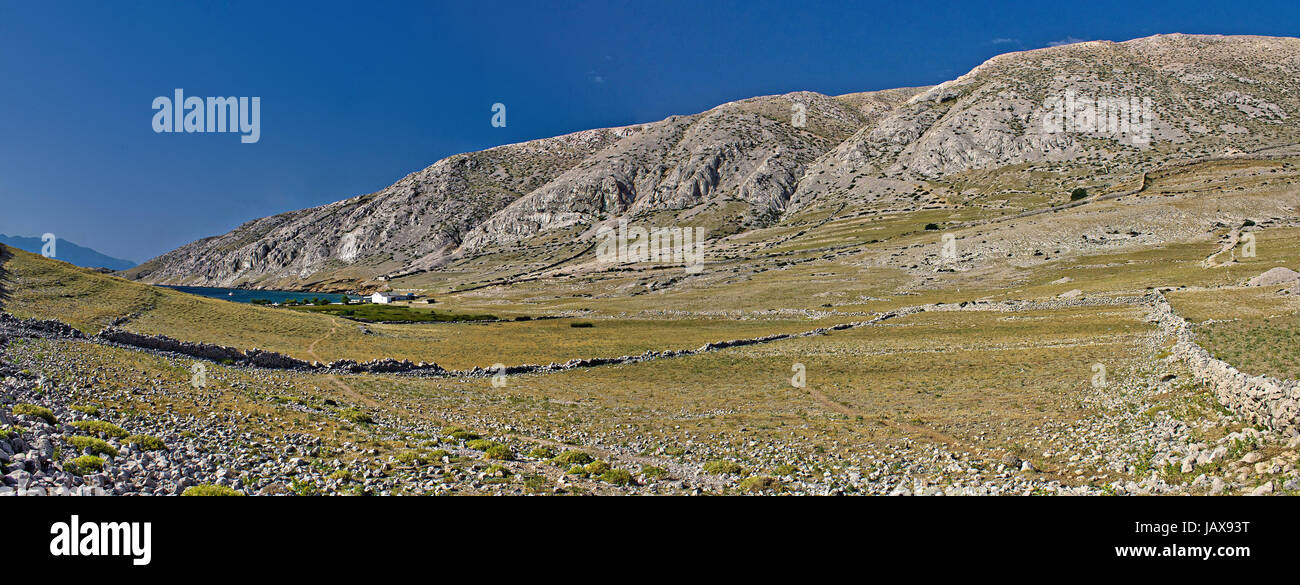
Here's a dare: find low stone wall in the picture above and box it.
[95,328,315,370]
[0,313,85,339]
[94,327,461,375]
[1151,293,1300,436]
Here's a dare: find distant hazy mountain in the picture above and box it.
[0,234,136,271]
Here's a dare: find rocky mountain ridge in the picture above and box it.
[127,34,1300,290]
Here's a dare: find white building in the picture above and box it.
[371,292,413,304]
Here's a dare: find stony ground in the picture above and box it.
[4,290,1297,496]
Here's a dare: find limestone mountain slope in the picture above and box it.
[124,127,635,289]
[130,34,1300,291]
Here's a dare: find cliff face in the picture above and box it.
[130,34,1300,290]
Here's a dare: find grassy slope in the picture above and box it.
[1,246,869,369]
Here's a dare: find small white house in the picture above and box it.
[371,292,413,304]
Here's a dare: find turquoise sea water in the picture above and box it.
[161,285,359,304]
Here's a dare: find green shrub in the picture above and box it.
[738,475,781,493]
[527,446,556,459]
[65,455,104,475]
[599,469,634,485]
[427,449,451,460]
[290,479,321,496]
[702,460,744,475]
[924,223,941,231]
[126,434,167,451]
[338,408,373,424]
[66,435,118,457]
[182,484,243,496]
[12,403,56,425]
[328,469,353,481]
[1070,187,1088,201]
[551,450,594,466]
[71,420,128,438]
[774,464,799,476]
[640,465,668,479]
[484,464,511,477]
[70,405,100,416]
[466,439,502,451]
[584,460,612,475]
[484,445,514,460]
[396,450,430,466]
[446,428,479,441]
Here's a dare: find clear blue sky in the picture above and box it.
[2,0,1297,263]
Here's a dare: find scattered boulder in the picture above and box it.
[1246,266,1300,287]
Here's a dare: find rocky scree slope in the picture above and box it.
[131,34,1300,290]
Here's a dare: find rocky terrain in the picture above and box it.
[5,272,1299,495]
[7,33,1300,497]
[125,34,1300,292]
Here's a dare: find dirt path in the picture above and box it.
[307,320,383,409]
[1202,227,1242,268]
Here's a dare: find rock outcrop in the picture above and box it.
[129,34,1300,290]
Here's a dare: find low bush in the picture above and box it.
[447,428,479,441]
[738,475,782,493]
[71,420,128,439]
[551,450,594,466]
[640,465,669,479]
[484,445,514,460]
[65,455,104,475]
[703,460,744,475]
[66,435,118,457]
[12,403,56,425]
[466,439,502,451]
[526,446,556,459]
[599,469,634,485]
[126,434,167,451]
[338,408,373,424]
[182,484,243,496]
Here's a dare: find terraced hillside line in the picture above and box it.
[449,241,598,294]
[3,294,1148,380]
[762,201,849,250]
[1202,227,1243,268]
